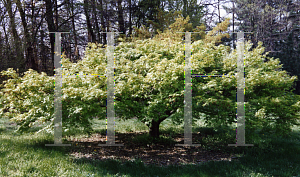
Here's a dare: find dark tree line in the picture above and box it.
[0,0,207,77]
[0,0,299,95]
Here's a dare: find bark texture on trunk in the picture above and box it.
[45,0,56,76]
[149,118,164,138]
[149,110,173,138]
[84,0,95,43]
[149,120,160,138]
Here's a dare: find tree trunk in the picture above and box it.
[6,0,26,75]
[149,119,161,138]
[84,0,95,43]
[92,0,101,44]
[1,22,9,71]
[149,110,173,138]
[128,0,132,38]
[40,30,48,73]
[45,0,56,76]
[117,0,125,34]
[55,0,58,30]
[71,0,79,62]
[30,0,40,73]
[99,0,106,46]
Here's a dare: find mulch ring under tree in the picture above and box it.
[64,132,244,167]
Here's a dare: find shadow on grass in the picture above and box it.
[67,142,300,177]
[1,117,300,177]
[64,127,300,177]
[68,157,243,177]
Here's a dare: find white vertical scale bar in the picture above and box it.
[176,32,201,147]
[228,32,254,147]
[98,32,123,146]
[46,32,71,146]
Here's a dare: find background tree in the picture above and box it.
[0,0,211,78]
[267,1,300,95]
[15,0,39,74]
[2,0,26,75]
[222,0,300,94]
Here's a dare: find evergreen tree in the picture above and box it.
[271,30,300,94]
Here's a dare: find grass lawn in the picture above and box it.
[0,116,300,177]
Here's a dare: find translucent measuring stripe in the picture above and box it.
[98,32,123,146]
[46,32,71,146]
[228,32,253,147]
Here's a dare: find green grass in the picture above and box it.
[0,117,300,177]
